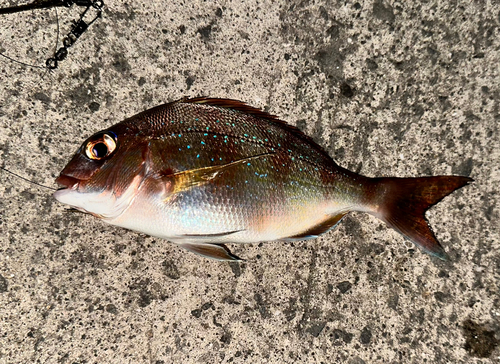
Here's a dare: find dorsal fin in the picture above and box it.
[179,97,332,161]
[181,97,281,122]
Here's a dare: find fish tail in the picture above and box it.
[366,175,473,260]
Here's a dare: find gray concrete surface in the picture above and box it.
[0,1,499,363]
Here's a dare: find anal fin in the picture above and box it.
[179,243,243,261]
[287,212,348,240]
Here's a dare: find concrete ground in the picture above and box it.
[0,1,499,363]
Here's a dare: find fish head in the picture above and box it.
[54,126,148,220]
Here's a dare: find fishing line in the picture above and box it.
[0,0,104,70]
[0,2,59,70]
[0,166,57,191]
[0,51,48,70]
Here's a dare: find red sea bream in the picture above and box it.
[54,98,472,260]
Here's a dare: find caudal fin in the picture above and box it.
[369,176,473,260]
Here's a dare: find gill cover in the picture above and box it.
[54,127,149,220]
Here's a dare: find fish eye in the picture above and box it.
[92,143,108,158]
[85,133,117,160]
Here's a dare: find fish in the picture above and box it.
[54,97,473,261]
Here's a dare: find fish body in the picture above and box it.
[54,98,472,260]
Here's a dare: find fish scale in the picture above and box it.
[54,97,472,261]
[128,101,336,173]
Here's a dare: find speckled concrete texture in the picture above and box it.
[0,1,499,363]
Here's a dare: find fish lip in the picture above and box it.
[55,174,81,190]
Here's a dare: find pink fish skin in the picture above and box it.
[54,97,473,261]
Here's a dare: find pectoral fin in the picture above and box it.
[178,243,243,261]
[167,153,273,195]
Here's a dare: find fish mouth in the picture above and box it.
[55,175,81,190]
